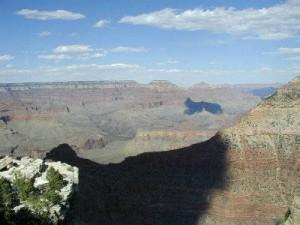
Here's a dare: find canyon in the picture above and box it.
[0,80,277,164]
[43,76,300,225]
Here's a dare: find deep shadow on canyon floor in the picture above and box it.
[46,135,228,225]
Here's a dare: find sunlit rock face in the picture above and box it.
[202,77,300,225]
[283,195,300,225]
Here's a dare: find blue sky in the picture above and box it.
[0,0,300,86]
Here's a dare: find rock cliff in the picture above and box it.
[203,77,300,225]
[43,77,300,225]
[283,195,300,225]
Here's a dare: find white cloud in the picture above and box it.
[0,68,32,76]
[38,54,72,61]
[40,45,104,61]
[147,68,182,73]
[269,47,300,59]
[257,66,273,72]
[39,45,147,61]
[156,58,178,66]
[94,19,110,28]
[47,63,141,72]
[109,46,147,53]
[120,0,300,40]
[39,53,105,61]
[38,31,51,37]
[207,39,230,46]
[0,55,15,62]
[77,52,106,60]
[16,9,85,20]
[0,63,144,83]
[53,45,93,53]
[277,47,300,54]
[288,56,300,61]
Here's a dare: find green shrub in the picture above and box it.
[14,176,34,201]
[0,178,16,208]
[46,167,64,191]
[44,190,62,206]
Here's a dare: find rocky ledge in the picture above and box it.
[0,156,79,223]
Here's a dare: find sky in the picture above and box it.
[0,0,300,86]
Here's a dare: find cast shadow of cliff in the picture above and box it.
[184,97,223,115]
[46,133,228,225]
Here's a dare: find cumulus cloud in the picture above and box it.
[120,0,300,40]
[38,31,51,37]
[94,19,110,28]
[39,45,147,61]
[0,55,15,62]
[16,9,85,20]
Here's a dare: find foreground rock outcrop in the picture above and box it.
[43,76,299,225]
[0,156,79,223]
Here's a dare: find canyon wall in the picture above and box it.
[44,77,298,225]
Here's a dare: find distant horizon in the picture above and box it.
[0,78,284,88]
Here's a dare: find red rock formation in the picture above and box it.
[202,77,300,224]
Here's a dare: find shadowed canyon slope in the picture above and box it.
[45,77,299,225]
[0,80,276,163]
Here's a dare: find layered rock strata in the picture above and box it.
[0,80,265,163]
[44,77,299,225]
